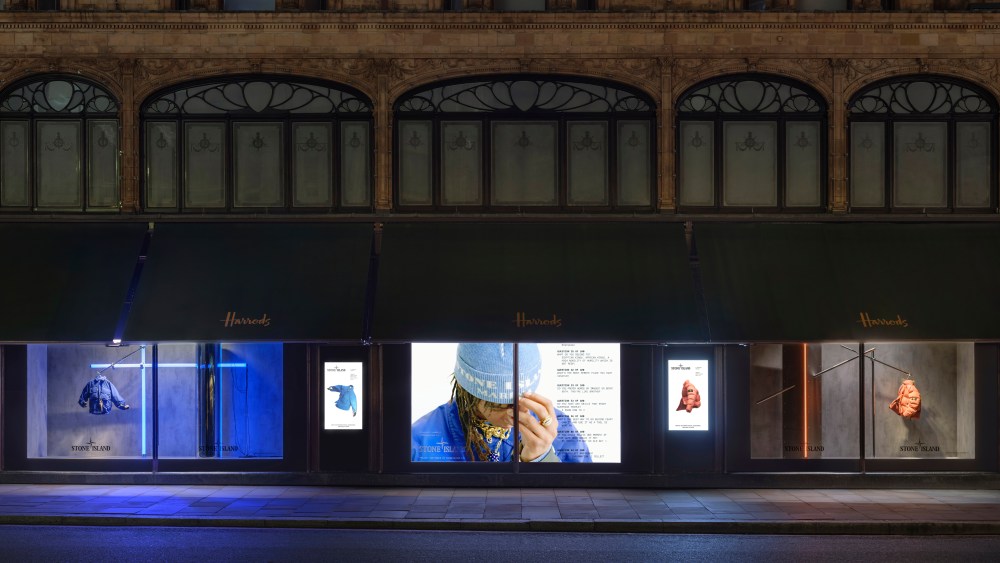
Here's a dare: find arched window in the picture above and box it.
[849,76,997,212]
[676,75,827,212]
[141,77,373,212]
[395,76,655,212]
[0,76,119,212]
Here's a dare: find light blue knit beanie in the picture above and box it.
[454,343,542,404]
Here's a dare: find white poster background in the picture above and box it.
[324,362,363,430]
[668,359,709,431]
[410,343,621,463]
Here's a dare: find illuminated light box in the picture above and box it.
[668,359,710,431]
[324,362,363,430]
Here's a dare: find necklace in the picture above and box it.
[474,421,511,462]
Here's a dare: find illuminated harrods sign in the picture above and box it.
[857,312,909,328]
[220,311,272,328]
[512,312,563,328]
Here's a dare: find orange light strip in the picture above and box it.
[802,343,808,459]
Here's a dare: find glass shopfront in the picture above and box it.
[21,342,284,463]
[738,341,994,471]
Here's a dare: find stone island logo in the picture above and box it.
[72,438,111,452]
[220,311,272,328]
[900,439,939,453]
[198,444,240,455]
[857,312,908,328]
[513,312,563,328]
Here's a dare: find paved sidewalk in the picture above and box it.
[0,484,999,534]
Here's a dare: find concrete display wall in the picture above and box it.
[36,345,150,458]
[865,342,974,459]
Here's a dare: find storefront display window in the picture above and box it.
[865,342,974,460]
[750,343,860,460]
[410,342,620,463]
[27,344,152,459]
[26,342,283,460]
[750,342,976,461]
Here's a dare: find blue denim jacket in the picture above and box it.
[78,376,128,415]
[411,400,592,463]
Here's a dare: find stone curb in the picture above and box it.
[1,514,999,535]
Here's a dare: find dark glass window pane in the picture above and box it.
[145,122,178,209]
[341,121,371,207]
[1,121,30,207]
[893,122,947,208]
[36,120,82,209]
[617,121,651,207]
[184,122,226,208]
[492,122,557,206]
[234,122,284,208]
[679,121,714,207]
[88,120,119,209]
[441,122,482,206]
[567,121,608,206]
[956,122,991,208]
[399,121,433,206]
[850,122,884,208]
[723,121,777,207]
[785,121,821,207]
[292,123,333,207]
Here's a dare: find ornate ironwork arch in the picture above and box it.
[0,76,118,115]
[142,76,372,116]
[677,76,824,115]
[849,76,996,115]
[395,77,653,114]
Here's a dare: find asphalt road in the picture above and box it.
[2,526,999,562]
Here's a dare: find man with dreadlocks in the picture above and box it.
[411,343,592,463]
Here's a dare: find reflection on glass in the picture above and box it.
[410,343,619,463]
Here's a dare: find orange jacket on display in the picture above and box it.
[889,379,921,419]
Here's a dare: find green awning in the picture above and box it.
[0,222,147,342]
[123,222,373,342]
[695,222,1000,342]
[373,222,707,342]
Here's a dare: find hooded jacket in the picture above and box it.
[411,400,592,463]
[328,384,358,416]
[78,375,129,415]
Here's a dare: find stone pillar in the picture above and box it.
[119,59,138,213]
[830,59,848,213]
[374,65,392,211]
[659,58,675,211]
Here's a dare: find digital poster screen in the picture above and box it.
[411,342,620,463]
[324,362,363,430]
[668,359,709,431]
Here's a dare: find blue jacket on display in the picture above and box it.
[327,384,358,416]
[78,375,129,415]
[411,401,592,463]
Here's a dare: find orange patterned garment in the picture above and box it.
[889,379,921,419]
[676,380,702,413]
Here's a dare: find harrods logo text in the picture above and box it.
[513,312,563,328]
[220,312,272,328]
[857,312,908,328]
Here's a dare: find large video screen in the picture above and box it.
[411,342,620,463]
